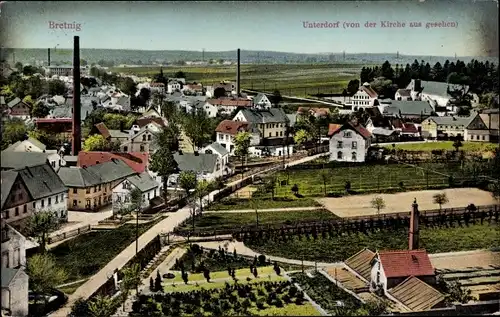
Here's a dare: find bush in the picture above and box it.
[258,255,267,265]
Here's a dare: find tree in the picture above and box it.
[48,79,67,96]
[120,263,141,310]
[291,184,299,195]
[14,62,23,70]
[149,146,178,201]
[347,79,360,95]
[319,169,330,196]
[154,270,162,292]
[452,136,463,152]
[293,129,310,148]
[25,210,61,252]
[31,101,50,118]
[433,192,449,211]
[447,280,473,304]
[1,118,28,150]
[370,196,386,216]
[234,131,252,177]
[149,276,155,292]
[83,134,113,151]
[70,298,90,317]
[213,87,226,98]
[87,295,114,317]
[271,90,282,106]
[174,71,186,79]
[342,88,348,102]
[119,77,137,96]
[27,254,68,305]
[203,269,211,282]
[179,171,197,198]
[182,271,189,284]
[182,108,212,151]
[252,266,258,278]
[263,176,277,200]
[194,180,210,215]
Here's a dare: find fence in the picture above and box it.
[48,224,91,244]
[173,204,499,237]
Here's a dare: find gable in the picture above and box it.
[466,114,488,130]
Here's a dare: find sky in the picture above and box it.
[1,0,498,57]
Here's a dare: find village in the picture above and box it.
[1,34,499,317]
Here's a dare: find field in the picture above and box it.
[111,64,363,96]
[49,220,161,282]
[384,141,499,153]
[316,188,496,218]
[268,162,480,198]
[206,197,322,211]
[177,209,337,232]
[245,223,500,263]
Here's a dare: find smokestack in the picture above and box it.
[72,36,82,156]
[48,48,51,66]
[409,198,420,250]
[237,48,241,96]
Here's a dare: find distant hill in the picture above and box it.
[1,48,497,67]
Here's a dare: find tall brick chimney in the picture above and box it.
[236,48,241,96]
[48,48,51,66]
[72,36,82,156]
[409,198,420,250]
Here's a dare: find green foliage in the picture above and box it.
[118,77,137,96]
[433,193,449,210]
[121,263,141,306]
[294,129,310,147]
[1,118,27,150]
[234,131,251,159]
[30,100,51,118]
[87,295,115,317]
[446,280,474,304]
[25,210,61,252]
[83,134,114,151]
[48,79,67,96]
[149,146,178,200]
[179,171,197,196]
[28,129,66,149]
[370,196,386,215]
[27,253,68,298]
[70,297,90,317]
[182,108,213,151]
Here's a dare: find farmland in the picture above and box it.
[383,141,498,153]
[206,197,322,211]
[111,64,364,96]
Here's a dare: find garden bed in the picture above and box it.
[245,223,500,263]
[207,197,322,211]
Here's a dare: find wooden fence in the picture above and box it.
[47,224,91,244]
[173,204,499,237]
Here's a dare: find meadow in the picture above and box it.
[384,141,498,153]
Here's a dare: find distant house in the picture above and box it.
[171,152,225,184]
[150,82,165,94]
[381,100,434,121]
[407,79,469,111]
[350,83,379,111]
[112,172,160,213]
[189,100,218,118]
[183,83,204,94]
[369,249,436,295]
[94,122,129,144]
[213,82,235,97]
[6,98,30,120]
[121,122,163,153]
[167,80,182,94]
[201,142,230,166]
[252,93,272,109]
[480,109,499,143]
[328,121,372,162]
[4,138,63,171]
[57,159,137,212]
[233,108,290,140]
[421,112,489,141]
[77,152,149,173]
[207,98,252,115]
[215,120,260,155]
[297,107,330,119]
[394,89,412,101]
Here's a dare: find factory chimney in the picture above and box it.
[72,36,82,156]
[408,198,420,250]
[236,48,241,96]
[48,48,51,66]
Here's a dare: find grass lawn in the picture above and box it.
[171,266,276,282]
[164,274,287,293]
[245,223,500,263]
[49,218,163,282]
[250,303,321,316]
[384,141,498,152]
[271,162,474,197]
[207,197,322,211]
[178,209,336,232]
[57,279,87,295]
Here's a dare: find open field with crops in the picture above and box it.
[383,141,498,153]
[111,64,364,96]
[207,197,322,211]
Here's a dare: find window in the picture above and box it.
[280,131,283,137]
[23,205,27,213]
[2,252,9,268]
[352,141,357,149]
[98,197,101,206]
[86,188,91,194]
[344,131,352,138]
[15,207,19,216]
[142,135,146,141]
[140,145,145,152]
[154,189,157,197]
[51,161,56,168]
[352,152,357,161]
[48,197,51,205]
[482,135,485,140]
[98,184,102,191]
[73,188,78,194]
[33,202,36,209]
[41,199,45,207]
[275,131,278,137]
[104,184,107,192]
[86,199,91,208]
[337,151,343,160]
[123,146,128,152]
[94,186,97,193]
[55,195,59,203]
[147,193,150,200]
[147,134,152,141]
[73,200,77,207]
[268,132,271,137]
[337,141,343,149]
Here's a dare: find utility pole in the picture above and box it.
[202,48,205,63]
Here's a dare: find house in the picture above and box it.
[381,100,434,122]
[112,172,160,213]
[167,80,182,94]
[183,83,204,94]
[421,112,489,141]
[121,121,163,153]
[4,138,63,171]
[394,89,412,101]
[233,108,290,140]
[1,222,27,269]
[215,120,260,155]
[6,98,30,120]
[172,152,224,184]
[34,118,73,139]
[201,142,230,166]
[350,82,379,111]
[252,137,295,158]
[1,171,34,231]
[387,276,446,312]
[46,65,73,76]
[252,93,272,109]
[369,249,436,294]
[193,100,218,118]
[328,121,372,162]
[480,109,499,143]
[57,159,137,212]
[207,98,253,115]
[297,107,330,119]
[213,82,235,97]
[407,79,469,111]
[150,82,165,94]
[94,122,129,144]
[1,267,29,317]
[77,152,149,173]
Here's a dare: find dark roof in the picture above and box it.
[49,103,93,121]
[396,89,412,97]
[58,159,136,187]
[1,171,19,209]
[253,93,270,105]
[4,137,47,152]
[1,152,49,169]
[17,164,67,199]
[383,101,434,116]
[379,249,435,278]
[426,113,477,127]
[389,276,445,312]
[238,108,289,124]
[7,97,26,108]
[1,268,22,288]
[135,117,166,128]
[345,248,376,282]
[204,142,229,156]
[174,153,218,173]
[126,172,158,192]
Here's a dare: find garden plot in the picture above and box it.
[316,188,496,218]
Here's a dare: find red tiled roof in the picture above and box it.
[328,122,372,139]
[297,107,330,116]
[215,120,251,135]
[185,84,203,91]
[95,122,111,139]
[359,85,378,98]
[35,118,73,123]
[391,118,404,129]
[379,250,435,278]
[402,123,418,133]
[136,117,166,128]
[150,83,165,87]
[350,122,372,139]
[77,152,149,173]
[207,98,252,107]
[327,124,342,136]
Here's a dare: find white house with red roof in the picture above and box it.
[349,82,379,111]
[369,249,436,295]
[214,120,260,155]
[328,121,372,162]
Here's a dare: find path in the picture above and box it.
[430,249,500,270]
[205,206,321,213]
[50,206,113,238]
[51,152,327,317]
